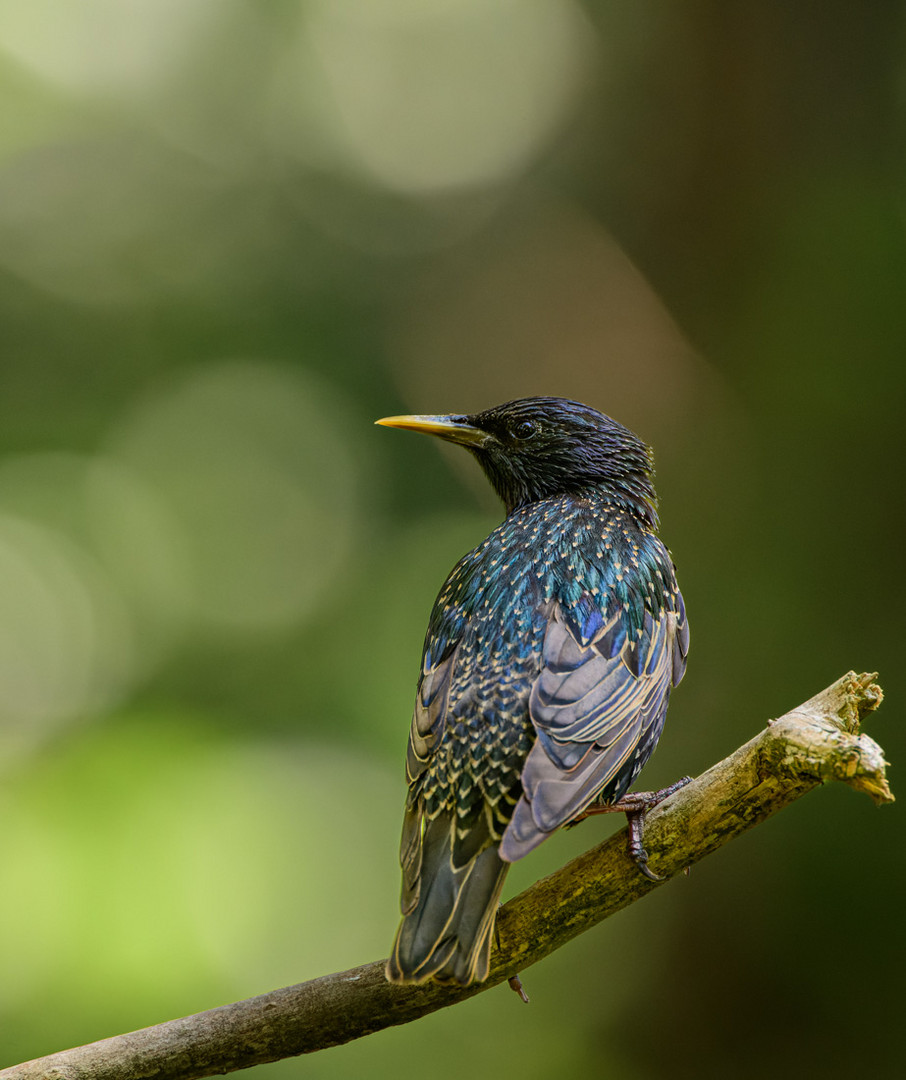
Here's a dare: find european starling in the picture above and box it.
[377,397,689,987]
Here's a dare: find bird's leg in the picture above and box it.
[571,777,692,882]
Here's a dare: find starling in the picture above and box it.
[376,397,689,987]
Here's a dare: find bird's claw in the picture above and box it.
[621,778,694,881]
[635,849,664,882]
[627,818,663,881]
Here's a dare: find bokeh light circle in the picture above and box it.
[105,361,360,634]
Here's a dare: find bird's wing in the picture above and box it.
[393,624,511,987]
[396,640,455,911]
[499,586,688,862]
[405,641,458,786]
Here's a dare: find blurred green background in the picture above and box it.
[0,2,903,1077]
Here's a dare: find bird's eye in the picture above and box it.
[513,419,538,440]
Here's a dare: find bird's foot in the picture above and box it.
[572,776,693,881]
[624,808,662,881]
[606,776,693,815]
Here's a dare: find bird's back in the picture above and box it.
[387,491,688,985]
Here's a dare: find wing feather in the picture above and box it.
[406,643,458,784]
[499,597,684,862]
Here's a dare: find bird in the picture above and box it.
[376,397,689,988]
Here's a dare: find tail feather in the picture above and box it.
[387,811,509,986]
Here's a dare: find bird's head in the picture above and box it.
[377,397,658,523]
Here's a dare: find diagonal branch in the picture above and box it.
[1,672,891,1080]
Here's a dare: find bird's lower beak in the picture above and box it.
[375,414,490,448]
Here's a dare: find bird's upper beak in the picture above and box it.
[375,414,490,448]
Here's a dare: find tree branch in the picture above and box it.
[2,672,891,1080]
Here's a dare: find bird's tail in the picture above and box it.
[386,809,509,986]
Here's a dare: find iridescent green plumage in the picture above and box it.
[377,398,689,986]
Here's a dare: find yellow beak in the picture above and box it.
[375,414,489,448]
